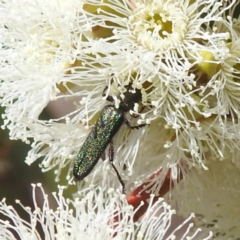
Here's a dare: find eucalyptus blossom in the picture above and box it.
[0,184,212,240]
[0,0,240,238]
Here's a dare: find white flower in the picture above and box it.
[1,0,239,189]
[0,184,213,240]
[1,0,240,238]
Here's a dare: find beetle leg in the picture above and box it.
[109,142,126,194]
[123,118,146,129]
[131,105,145,118]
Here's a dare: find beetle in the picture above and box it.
[73,81,145,193]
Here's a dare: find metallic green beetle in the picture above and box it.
[73,82,145,192]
